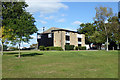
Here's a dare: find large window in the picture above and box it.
[78,44,81,46]
[78,38,81,42]
[66,36,70,41]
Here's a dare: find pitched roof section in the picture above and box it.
[39,27,81,34]
[43,27,60,33]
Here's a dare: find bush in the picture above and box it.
[53,47,63,51]
[39,46,45,50]
[81,46,86,50]
[78,46,86,50]
[45,47,49,50]
[45,47,63,51]
[9,47,18,51]
[75,46,78,50]
[65,45,75,50]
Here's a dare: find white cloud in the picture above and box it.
[57,18,65,22]
[72,21,82,25]
[40,20,47,24]
[61,14,65,17]
[39,14,44,18]
[44,16,54,20]
[25,0,68,14]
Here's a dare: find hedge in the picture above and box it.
[39,46,45,50]
[65,45,74,50]
[78,46,86,50]
[75,46,78,50]
[45,47,63,51]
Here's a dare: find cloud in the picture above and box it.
[25,0,68,14]
[39,14,44,18]
[72,21,82,25]
[61,14,65,17]
[44,16,54,20]
[40,20,47,24]
[57,18,65,22]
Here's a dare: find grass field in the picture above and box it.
[2,50,118,78]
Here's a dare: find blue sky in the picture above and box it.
[21,1,118,48]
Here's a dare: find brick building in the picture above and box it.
[37,27,85,50]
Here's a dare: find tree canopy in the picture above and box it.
[2,1,38,57]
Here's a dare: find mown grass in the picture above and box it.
[2,50,118,78]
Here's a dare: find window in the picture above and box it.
[66,43,70,45]
[78,44,81,46]
[48,34,52,38]
[66,36,70,41]
[37,35,41,39]
[78,38,81,42]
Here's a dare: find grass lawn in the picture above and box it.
[2,50,118,78]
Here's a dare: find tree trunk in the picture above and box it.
[1,42,3,55]
[106,35,109,51]
[18,42,21,58]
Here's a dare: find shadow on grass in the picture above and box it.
[4,52,18,55]
[15,53,43,57]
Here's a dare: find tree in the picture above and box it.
[2,2,38,57]
[108,16,120,49]
[78,23,96,48]
[94,6,113,51]
[90,31,106,50]
[0,27,12,55]
[30,44,37,49]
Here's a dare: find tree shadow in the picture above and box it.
[4,52,18,55]
[15,53,43,57]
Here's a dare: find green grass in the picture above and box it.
[2,50,118,78]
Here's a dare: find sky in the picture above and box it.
[19,0,118,48]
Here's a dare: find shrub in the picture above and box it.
[78,46,82,50]
[75,46,78,50]
[39,46,45,50]
[78,46,86,50]
[65,45,75,50]
[9,47,18,51]
[81,46,86,50]
[45,47,63,51]
[45,47,49,50]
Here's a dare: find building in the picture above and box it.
[37,27,85,50]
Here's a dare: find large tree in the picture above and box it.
[2,1,38,57]
[90,31,106,50]
[108,16,120,49]
[94,7,113,51]
[78,23,96,48]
